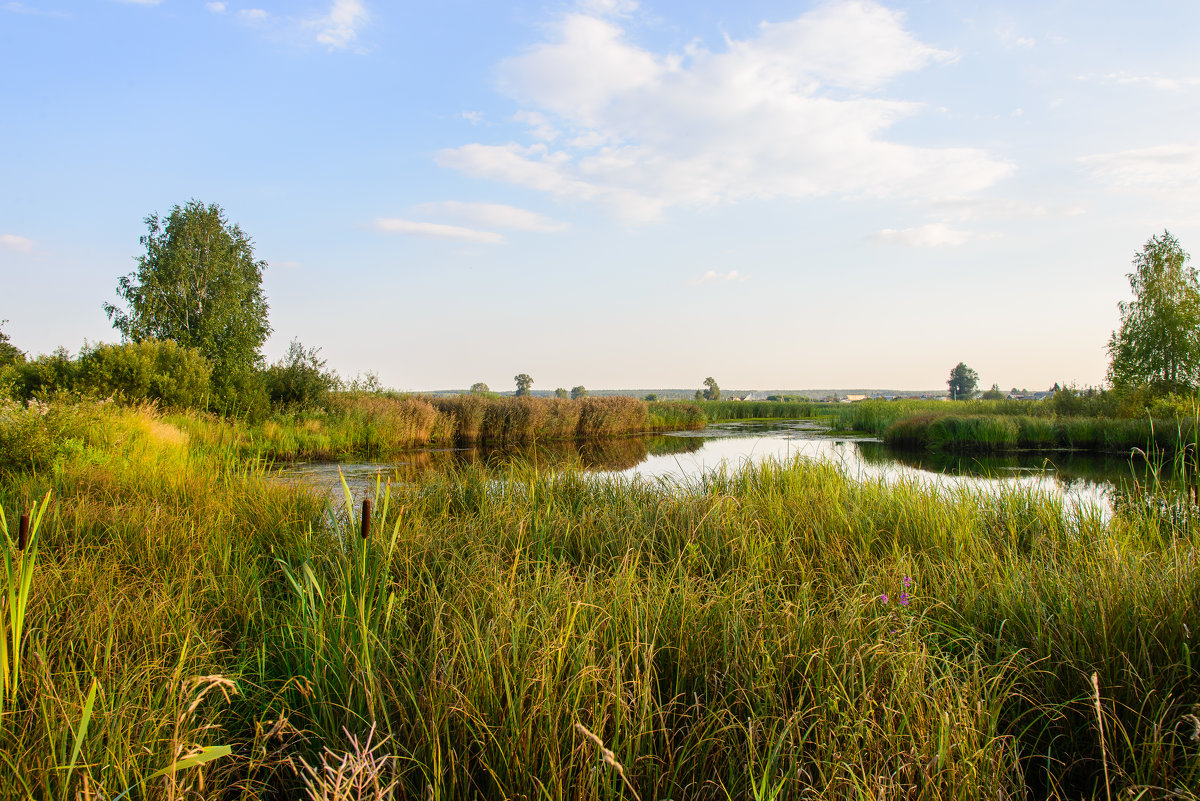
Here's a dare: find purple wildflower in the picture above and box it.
[879,593,889,603]
[902,576,913,588]
[899,591,911,606]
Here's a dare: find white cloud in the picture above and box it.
[0,234,33,253]
[238,8,268,21]
[460,110,484,124]
[513,110,560,142]
[871,223,972,247]
[1105,71,1200,91]
[1080,143,1200,199]
[413,202,568,232]
[310,0,368,50]
[372,218,504,244]
[925,197,1084,223]
[579,0,638,17]
[439,0,1009,222]
[205,2,226,13]
[4,2,68,15]
[690,269,748,286]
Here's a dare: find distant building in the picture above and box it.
[842,394,867,403]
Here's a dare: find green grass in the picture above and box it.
[698,400,835,420]
[879,410,1200,455]
[0,398,1197,799]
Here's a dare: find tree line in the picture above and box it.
[4,201,1195,416]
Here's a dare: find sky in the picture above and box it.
[3,0,1200,392]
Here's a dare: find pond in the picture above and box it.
[276,418,1184,516]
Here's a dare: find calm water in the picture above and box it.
[276,418,1177,515]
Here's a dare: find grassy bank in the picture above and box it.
[883,413,1200,454]
[837,399,1200,456]
[0,398,1197,798]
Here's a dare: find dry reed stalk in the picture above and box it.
[575,721,642,801]
[1092,672,1111,801]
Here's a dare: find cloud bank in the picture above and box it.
[437,0,1012,222]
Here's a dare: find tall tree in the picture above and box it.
[570,385,588,399]
[470,382,490,394]
[514,373,533,396]
[1107,230,1200,395]
[947,363,979,400]
[702,376,721,401]
[104,200,271,405]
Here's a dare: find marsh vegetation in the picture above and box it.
[0,398,1197,799]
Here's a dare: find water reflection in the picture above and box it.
[277,418,1190,515]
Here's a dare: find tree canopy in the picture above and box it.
[104,200,271,405]
[947,363,979,400]
[470,382,490,394]
[514,373,533,396]
[0,321,24,368]
[702,377,721,401]
[1107,230,1200,395]
[570,385,588,399]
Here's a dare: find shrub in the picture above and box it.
[5,348,79,401]
[264,339,338,410]
[78,339,211,409]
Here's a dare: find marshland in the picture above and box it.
[1,376,1199,799]
[6,6,1200,795]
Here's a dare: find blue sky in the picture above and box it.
[3,0,1199,391]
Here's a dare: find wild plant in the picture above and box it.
[0,491,48,725]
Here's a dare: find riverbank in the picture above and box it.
[0,398,1196,798]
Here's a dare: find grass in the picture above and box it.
[696,400,835,420]
[878,410,1200,455]
[0,398,1197,798]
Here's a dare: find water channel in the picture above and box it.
[276,418,1181,516]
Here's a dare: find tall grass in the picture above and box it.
[699,400,832,420]
[1,398,1197,798]
[250,394,698,460]
[881,411,1200,455]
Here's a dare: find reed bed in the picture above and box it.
[249,394,698,460]
[699,400,832,420]
[881,412,1199,455]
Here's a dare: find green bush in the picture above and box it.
[78,340,211,409]
[4,348,79,401]
[263,339,338,410]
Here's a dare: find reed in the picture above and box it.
[698,400,830,420]
[882,410,1200,455]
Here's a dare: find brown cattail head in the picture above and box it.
[17,513,30,551]
[361,499,372,540]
